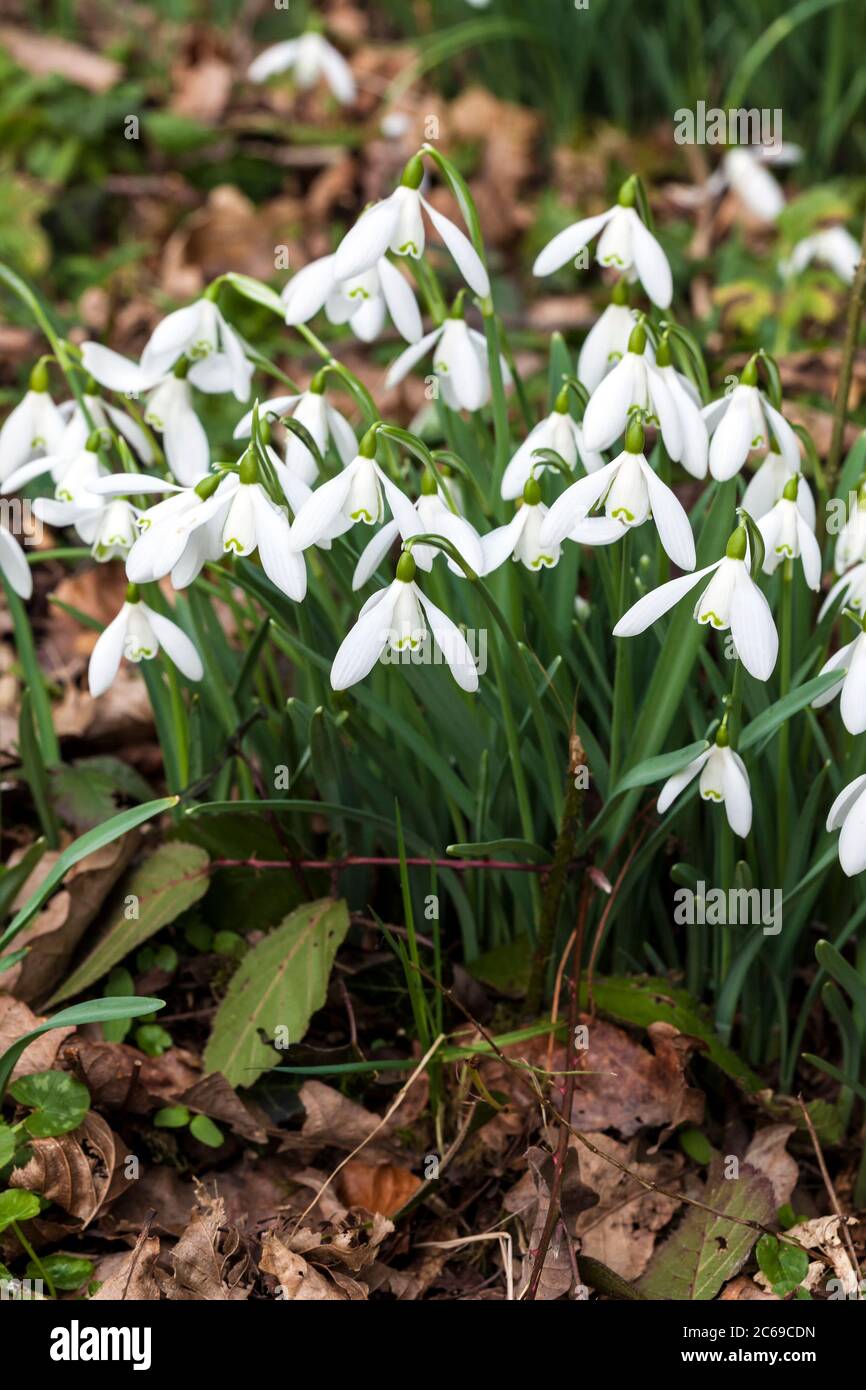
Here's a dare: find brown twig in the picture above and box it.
[797,1093,862,1284]
[209,854,553,873]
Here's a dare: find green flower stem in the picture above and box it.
[777,558,794,882]
[10,1220,56,1300]
[483,307,512,514]
[609,531,633,786]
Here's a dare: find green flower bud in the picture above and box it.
[239,451,258,486]
[310,369,328,395]
[420,469,438,496]
[725,525,748,561]
[715,724,730,748]
[195,472,224,500]
[29,360,50,393]
[448,289,467,320]
[125,582,141,604]
[627,322,647,356]
[782,475,799,503]
[611,279,629,306]
[396,550,416,583]
[617,176,637,208]
[400,154,424,190]
[655,335,673,369]
[172,356,190,380]
[85,430,103,453]
[203,279,222,303]
[523,476,542,506]
[554,385,570,415]
[740,358,759,388]
[359,427,379,459]
[624,417,645,454]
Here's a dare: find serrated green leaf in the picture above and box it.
[48,842,210,1004]
[204,898,349,1087]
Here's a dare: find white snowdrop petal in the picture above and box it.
[721,750,752,837]
[827,774,866,832]
[0,527,32,599]
[140,605,203,682]
[640,459,696,571]
[385,327,444,389]
[540,458,621,548]
[352,519,400,590]
[376,256,423,344]
[282,256,337,325]
[532,210,614,277]
[613,561,720,637]
[88,606,129,696]
[840,636,866,734]
[416,587,479,692]
[334,197,402,283]
[729,569,778,680]
[331,582,401,689]
[657,751,710,814]
[626,209,673,308]
[420,198,490,299]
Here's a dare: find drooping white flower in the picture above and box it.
[0,366,65,483]
[756,476,821,588]
[612,524,778,681]
[234,382,357,487]
[352,472,483,589]
[218,454,307,601]
[819,562,866,621]
[833,496,866,576]
[333,155,490,298]
[33,491,139,561]
[709,145,801,223]
[577,292,644,393]
[139,297,253,402]
[652,340,709,479]
[248,31,356,105]
[289,430,418,552]
[581,324,684,461]
[1,437,105,509]
[91,472,233,588]
[780,226,861,284]
[386,314,509,414]
[813,626,866,734]
[540,420,696,572]
[500,392,604,500]
[657,732,752,837]
[827,774,866,876]
[282,253,422,345]
[483,478,621,574]
[331,551,478,692]
[0,526,32,599]
[702,362,800,482]
[742,450,815,528]
[533,179,672,308]
[2,389,155,497]
[81,343,209,486]
[89,587,204,696]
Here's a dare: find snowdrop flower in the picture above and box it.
[501,389,604,500]
[780,226,860,284]
[282,253,422,345]
[581,324,683,461]
[483,478,621,574]
[139,295,253,402]
[352,470,483,589]
[386,309,509,413]
[33,492,138,562]
[82,343,208,486]
[819,562,866,621]
[289,428,418,552]
[757,476,821,588]
[0,363,65,483]
[657,728,752,837]
[833,494,866,575]
[3,388,156,496]
[331,550,478,692]
[91,472,233,589]
[89,585,203,696]
[710,145,801,223]
[0,526,32,599]
[533,177,672,308]
[827,775,866,876]
[334,154,490,299]
[248,31,356,105]
[613,524,778,680]
[541,419,696,571]
[234,380,356,488]
[702,360,800,482]
[742,449,815,528]
[652,339,708,479]
[218,453,306,601]
[1,435,105,509]
[577,284,644,393]
[813,624,866,733]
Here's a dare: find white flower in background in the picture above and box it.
[483,478,621,574]
[533,179,672,308]
[0,365,65,483]
[702,362,800,482]
[89,586,204,696]
[577,290,644,393]
[0,526,32,599]
[352,472,483,590]
[1,437,104,509]
[139,297,253,402]
[33,492,138,561]
[333,155,490,299]
[331,551,478,692]
[386,313,509,413]
[657,731,752,837]
[248,31,356,105]
[708,144,801,223]
[827,775,866,876]
[820,562,866,621]
[833,496,866,575]
[780,226,861,284]
[757,476,821,588]
[581,324,684,461]
[289,430,419,551]
[541,420,696,571]
[234,384,356,488]
[501,391,604,500]
[742,450,815,528]
[813,625,866,734]
[613,525,778,681]
[82,342,209,486]
[282,253,422,345]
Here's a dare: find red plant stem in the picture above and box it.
[209,855,553,873]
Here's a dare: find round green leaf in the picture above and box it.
[10,1070,90,1137]
[0,1189,41,1233]
[189,1114,224,1148]
[26,1253,94,1290]
[153,1105,190,1129]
